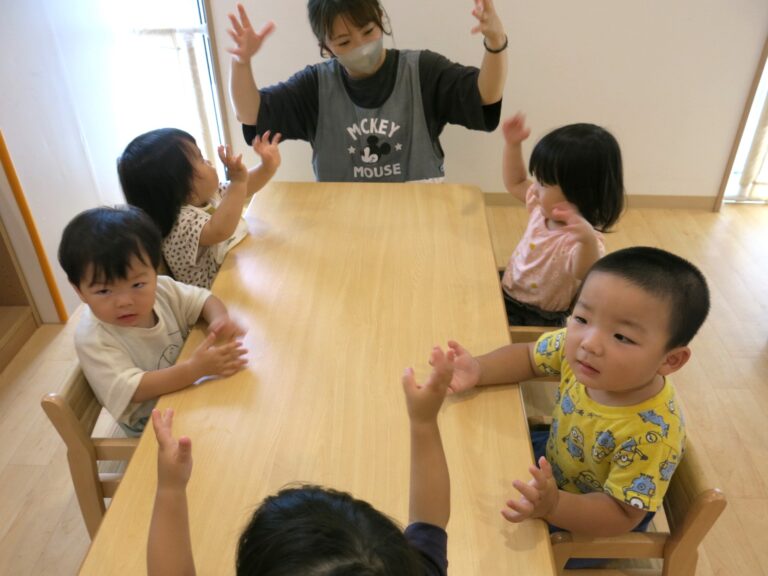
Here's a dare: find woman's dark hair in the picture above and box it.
[583,247,710,350]
[58,205,162,286]
[236,485,423,576]
[529,123,625,232]
[117,128,197,237]
[307,0,391,57]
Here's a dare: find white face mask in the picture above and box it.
[334,37,384,76]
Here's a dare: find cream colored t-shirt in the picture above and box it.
[74,276,210,433]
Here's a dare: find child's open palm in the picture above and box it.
[551,202,595,244]
[403,346,454,425]
[218,145,247,183]
[502,456,559,523]
[152,408,192,491]
[446,340,481,394]
[227,4,275,63]
[191,332,248,378]
[502,113,531,146]
[252,130,282,172]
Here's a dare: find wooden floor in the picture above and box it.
[1,204,766,575]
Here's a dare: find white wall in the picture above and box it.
[0,0,766,318]
[0,0,110,317]
[211,0,768,196]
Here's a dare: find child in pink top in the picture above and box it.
[500,114,625,326]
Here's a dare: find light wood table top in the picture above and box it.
[79,182,555,575]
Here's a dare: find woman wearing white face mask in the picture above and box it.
[228,0,507,183]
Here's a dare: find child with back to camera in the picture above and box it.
[446,247,710,547]
[500,113,625,326]
[118,128,281,289]
[147,346,454,576]
[58,206,248,437]
[227,0,506,182]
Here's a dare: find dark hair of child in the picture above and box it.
[235,485,424,576]
[307,0,391,57]
[585,246,710,349]
[118,128,198,237]
[529,123,625,232]
[58,205,162,287]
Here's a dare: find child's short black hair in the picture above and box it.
[117,128,197,237]
[307,0,390,57]
[236,485,423,575]
[585,247,710,349]
[530,123,624,232]
[58,206,161,287]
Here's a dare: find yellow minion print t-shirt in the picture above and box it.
[533,329,685,512]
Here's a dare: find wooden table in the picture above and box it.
[79,182,555,575]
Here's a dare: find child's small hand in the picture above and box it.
[207,315,247,343]
[152,408,193,491]
[252,130,282,173]
[446,340,481,394]
[226,4,275,63]
[551,202,595,244]
[502,113,531,146]
[403,346,454,425]
[218,145,248,183]
[191,332,248,377]
[470,0,505,46]
[502,456,559,523]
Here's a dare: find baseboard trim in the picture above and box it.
[483,193,716,211]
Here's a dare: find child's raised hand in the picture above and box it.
[207,315,247,343]
[551,202,595,244]
[470,0,505,45]
[402,346,454,425]
[502,456,559,523]
[218,145,248,183]
[252,130,282,172]
[191,332,248,378]
[446,340,481,394]
[227,4,275,63]
[152,408,193,491]
[502,113,531,146]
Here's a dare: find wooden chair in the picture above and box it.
[550,438,726,576]
[41,367,138,539]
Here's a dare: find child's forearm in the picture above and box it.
[502,143,530,203]
[246,161,277,196]
[230,60,261,125]
[132,361,205,403]
[148,486,196,576]
[409,420,450,528]
[477,343,538,386]
[569,236,601,281]
[200,295,229,326]
[545,491,646,536]
[200,181,247,246]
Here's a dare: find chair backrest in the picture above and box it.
[41,366,138,539]
[551,439,726,575]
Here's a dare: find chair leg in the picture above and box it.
[662,549,698,576]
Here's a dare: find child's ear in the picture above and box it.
[657,346,691,376]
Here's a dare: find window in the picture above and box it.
[105,0,227,170]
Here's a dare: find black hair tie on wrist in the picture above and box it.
[483,34,508,54]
